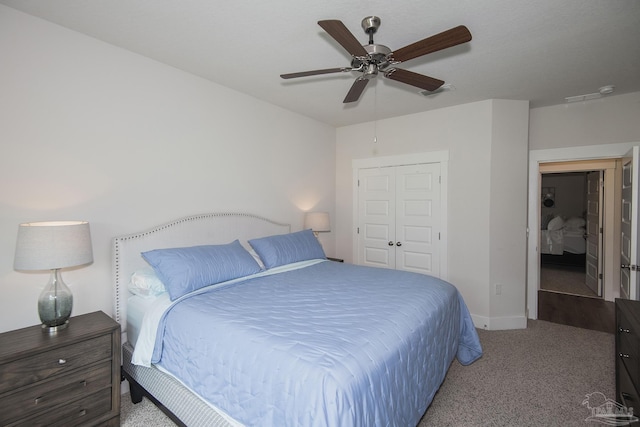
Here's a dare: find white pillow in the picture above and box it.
[129,267,167,298]
[241,242,266,270]
[547,216,565,231]
[564,216,586,230]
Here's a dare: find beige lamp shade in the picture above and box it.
[304,212,330,233]
[14,221,93,271]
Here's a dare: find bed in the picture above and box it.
[540,215,587,267]
[114,212,482,426]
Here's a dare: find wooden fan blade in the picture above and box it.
[384,68,444,91]
[318,20,368,57]
[343,78,369,103]
[392,25,471,63]
[281,67,351,79]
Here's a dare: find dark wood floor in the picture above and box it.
[538,290,614,333]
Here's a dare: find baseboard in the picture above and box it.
[471,314,528,330]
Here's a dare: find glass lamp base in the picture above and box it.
[42,320,69,333]
[38,269,73,333]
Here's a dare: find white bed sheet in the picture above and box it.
[563,230,586,254]
[540,230,564,255]
[127,294,159,348]
[540,229,586,255]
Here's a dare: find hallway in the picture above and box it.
[539,264,597,297]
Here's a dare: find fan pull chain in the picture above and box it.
[373,83,378,144]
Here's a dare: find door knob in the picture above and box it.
[388,241,394,246]
[396,242,402,247]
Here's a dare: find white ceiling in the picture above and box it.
[2,0,639,127]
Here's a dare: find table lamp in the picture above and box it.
[14,221,93,332]
[304,212,331,237]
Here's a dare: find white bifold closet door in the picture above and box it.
[357,163,441,277]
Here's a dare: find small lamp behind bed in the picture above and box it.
[14,221,93,333]
[304,212,330,238]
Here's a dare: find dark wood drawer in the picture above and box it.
[618,363,640,416]
[616,299,640,411]
[618,306,640,381]
[9,387,113,427]
[0,361,112,424]
[0,334,111,394]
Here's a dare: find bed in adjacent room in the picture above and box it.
[114,212,482,427]
[540,215,587,267]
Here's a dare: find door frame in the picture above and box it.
[352,151,449,280]
[527,142,638,319]
[620,146,640,300]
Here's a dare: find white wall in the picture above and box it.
[530,92,640,150]
[336,99,529,329]
[0,5,336,332]
[541,174,586,220]
[488,100,529,325]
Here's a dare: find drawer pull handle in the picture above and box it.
[80,380,87,387]
[78,409,87,417]
[620,353,631,359]
[35,396,42,404]
[620,327,631,333]
[58,358,67,365]
[622,392,635,401]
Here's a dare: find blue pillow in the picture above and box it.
[141,240,261,301]
[249,229,326,269]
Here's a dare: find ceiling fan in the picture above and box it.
[280,17,472,103]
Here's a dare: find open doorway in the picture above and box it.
[536,159,620,332]
[527,143,638,331]
[539,171,601,298]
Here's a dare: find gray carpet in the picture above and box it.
[121,320,614,427]
[540,265,597,297]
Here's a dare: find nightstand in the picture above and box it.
[0,311,121,426]
[616,298,640,415]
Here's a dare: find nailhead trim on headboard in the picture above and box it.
[112,213,290,327]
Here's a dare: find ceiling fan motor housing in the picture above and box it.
[351,44,392,74]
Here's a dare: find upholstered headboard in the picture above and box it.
[112,213,290,335]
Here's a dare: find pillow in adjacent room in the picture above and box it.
[141,240,261,301]
[564,216,586,230]
[249,229,326,269]
[547,216,565,231]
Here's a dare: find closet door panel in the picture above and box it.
[396,164,441,276]
[358,167,396,269]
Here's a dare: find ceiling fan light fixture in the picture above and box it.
[364,63,378,79]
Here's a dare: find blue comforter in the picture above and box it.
[152,261,482,426]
